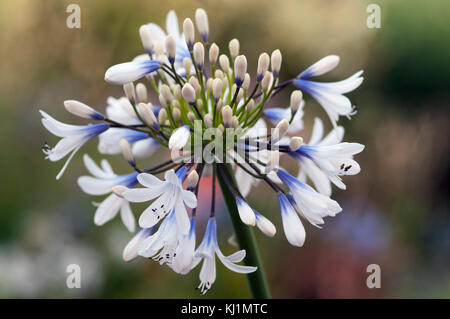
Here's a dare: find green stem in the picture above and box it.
[216,168,271,299]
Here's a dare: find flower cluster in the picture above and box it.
[40,8,364,294]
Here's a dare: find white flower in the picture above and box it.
[254,211,276,237]
[77,154,138,232]
[277,193,305,246]
[191,218,257,294]
[105,96,141,125]
[131,214,196,273]
[105,60,162,85]
[123,167,196,234]
[293,117,343,195]
[64,100,104,121]
[277,169,342,228]
[235,197,256,226]
[99,97,161,158]
[138,211,180,264]
[168,125,190,150]
[290,118,364,193]
[122,227,154,261]
[171,218,197,275]
[40,110,109,180]
[294,55,363,128]
[98,128,158,157]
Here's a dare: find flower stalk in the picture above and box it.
[217,165,271,298]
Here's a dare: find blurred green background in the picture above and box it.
[0,0,449,298]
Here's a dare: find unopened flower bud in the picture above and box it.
[222,105,232,127]
[189,76,201,96]
[186,170,199,189]
[120,139,135,166]
[64,100,104,120]
[255,212,276,237]
[300,55,340,78]
[193,42,204,69]
[261,71,273,92]
[158,108,167,123]
[139,25,152,54]
[231,116,239,129]
[257,52,270,82]
[195,8,209,42]
[153,41,164,57]
[123,83,136,104]
[289,136,303,151]
[182,83,196,104]
[183,18,195,50]
[219,54,230,73]
[160,84,173,103]
[237,88,244,103]
[158,94,167,109]
[229,38,239,59]
[139,103,159,129]
[172,99,180,109]
[271,49,282,77]
[242,73,250,91]
[173,84,182,99]
[135,83,148,103]
[234,55,247,87]
[196,99,203,111]
[215,69,224,79]
[187,111,195,122]
[172,108,181,122]
[165,35,177,64]
[209,43,219,65]
[206,78,213,92]
[272,119,289,143]
[290,90,303,113]
[212,78,223,102]
[216,100,223,113]
[246,99,255,112]
[204,113,213,128]
[221,76,228,89]
[169,125,191,150]
[183,57,192,76]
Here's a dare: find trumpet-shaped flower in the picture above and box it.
[40,110,109,179]
[277,169,342,228]
[294,55,363,128]
[78,154,138,232]
[123,167,196,234]
[290,121,364,192]
[191,218,257,294]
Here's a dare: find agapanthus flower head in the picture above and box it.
[40,8,365,294]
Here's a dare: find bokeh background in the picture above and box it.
[0,0,449,298]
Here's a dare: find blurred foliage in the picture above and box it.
[0,0,448,298]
